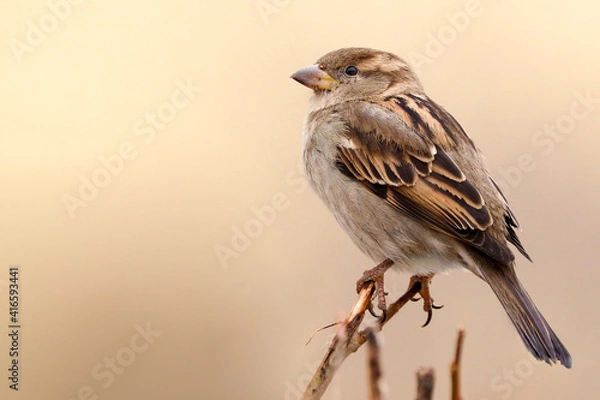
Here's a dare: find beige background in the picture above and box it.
[1,1,599,399]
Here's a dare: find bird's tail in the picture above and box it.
[479,265,572,368]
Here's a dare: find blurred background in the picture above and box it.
[1,1,599,399]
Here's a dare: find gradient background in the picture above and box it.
[1,1,599,399]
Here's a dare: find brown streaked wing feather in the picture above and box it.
[334,101,515,265]
[489,177,532,261]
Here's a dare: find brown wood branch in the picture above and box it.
[415,367,435,400]
[300,278,423,400]
[300,282,374,400]
[365,327,383,400]
[450,328,465,400]
[373,278,423,331]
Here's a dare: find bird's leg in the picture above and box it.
[409,273,444,327]
[356,259,394,316]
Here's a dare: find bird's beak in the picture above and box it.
[291,64,338,91]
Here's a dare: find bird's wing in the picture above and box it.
[333,97,516,264]
[489,177,531,261]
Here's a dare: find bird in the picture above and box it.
[291,47,571,368]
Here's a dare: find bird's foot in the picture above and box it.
[409,273,444,327]
[356,259,394,320]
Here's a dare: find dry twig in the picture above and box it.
[415,367,435,400]
[450,328,466,400]
[365,327,383,400]
[300,279,423,400]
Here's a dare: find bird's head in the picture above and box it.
[291,47,423,103]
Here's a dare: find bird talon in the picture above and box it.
[378,308,388,324]
[367,301,381,318]
[409,273,443,327]
[355,259,394,318]
[422,309,433,328]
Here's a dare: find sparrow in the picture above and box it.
[291,47,571,368]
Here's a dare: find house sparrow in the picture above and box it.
[291,47,571,368]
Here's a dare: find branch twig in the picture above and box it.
[450,328,465,400]
[300,282,374,400]
[415,367,435,400]
[365,327,383,400]
[300,279,422,400]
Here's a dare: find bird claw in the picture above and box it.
[356,259,394,320]
[366,300,388,323]
[367,301,382,318]
[422,309,434,328]
[421,303,445,327]
[357,264,442,326]
[408,273,443,328]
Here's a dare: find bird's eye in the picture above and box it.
[345,66,359,76]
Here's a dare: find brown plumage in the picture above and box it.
[292,47,571,367]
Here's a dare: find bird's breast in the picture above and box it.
[302,128,461,275]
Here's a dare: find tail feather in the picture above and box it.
[480,266,572,368]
